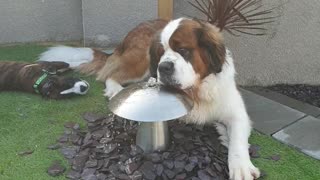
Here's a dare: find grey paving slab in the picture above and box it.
[273,116,320,160]
[240,89,306,135]
[245,87,320,117]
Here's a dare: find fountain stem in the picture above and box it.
[136,121,169,153]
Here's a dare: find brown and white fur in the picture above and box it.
[39,18,260,179]
[0,61,89,99]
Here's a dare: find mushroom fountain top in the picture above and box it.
[108,78,194,153]
[108,81,194,122]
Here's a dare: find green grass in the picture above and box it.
[250,132,320,180]
[0,44,319,180]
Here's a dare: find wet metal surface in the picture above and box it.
[109,82,194,122]
[136,121,169,153]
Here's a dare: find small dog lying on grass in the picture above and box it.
[0,61,89,99]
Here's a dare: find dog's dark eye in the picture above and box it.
[176,48,191,60]
[158,46,164,57]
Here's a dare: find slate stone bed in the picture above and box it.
[267,84,320,108]
[48,112,232,179]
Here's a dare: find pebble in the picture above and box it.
[83,174,98,180]
[175,154,188,161]
[18,149,34,156]
[85,159,98,168]
[155,164,164,176]
[174,160,186,169]
[72,154,88,171]
[104,143,117,154]
[47,161,65,177]
[249,144,261,158]
[197,170,212,180]
[164,169,176,179]
[47,144,61,150]
[250,150,261,158]
[130,171,143,180]
[163,160,174,169]
[270,154,281,161]
[99,137,112,144]
[69,134,81,144]
[140,161,156,180]
[81,168,96,179]
[64,122,77,129]
[58,135,69,143]
[82,112,105,123]
[73,123,80,130]
[96,173,107,180]
[66,170,81,179]
[185,163,196,172]
[60,146,77,159]
[147,153,162,163]
[175,173,187,180]
[213,162,223,172]
[173,132,184,139]
[130,145,144,156]
[117,174,130,180]
[125,162,140,175]
[162,152,170,160]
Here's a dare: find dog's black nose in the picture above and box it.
[159,62,174,75]
[80,85,88,92]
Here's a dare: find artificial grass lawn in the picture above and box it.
[0,44,319,180]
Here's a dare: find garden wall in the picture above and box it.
[82,0,157,47]
[0,0,83,44]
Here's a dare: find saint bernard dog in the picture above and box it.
[39,18,260,179]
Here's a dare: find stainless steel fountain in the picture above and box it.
[108,79,193,153]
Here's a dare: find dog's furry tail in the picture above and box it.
[38,46,111,76]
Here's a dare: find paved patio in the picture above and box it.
[242,88,320,160]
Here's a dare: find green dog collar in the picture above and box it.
[33,73,48,94]
[33,69,56,94]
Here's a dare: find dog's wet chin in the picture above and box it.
[158,76,182,89]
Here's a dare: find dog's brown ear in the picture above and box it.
[38,61,70,74]
[149,32,164,78]
[195,22,226,74]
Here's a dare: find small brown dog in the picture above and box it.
[0,61,89,99]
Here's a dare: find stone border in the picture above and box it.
[244,86,320,118]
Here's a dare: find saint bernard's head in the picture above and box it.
[149,18,226,90]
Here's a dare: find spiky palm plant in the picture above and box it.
[189,0,277,36]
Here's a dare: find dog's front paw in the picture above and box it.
[104,79,123,99]
[229,157,260,180]
[104,86,123,99]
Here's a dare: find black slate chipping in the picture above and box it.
[164,169,176,179]
[50,112,239,179]
[269,155,281,161]
[268,84,320,108]
[18,149,34,156]
[155,164,164,176]
[48,161,66,177]
[47,144,62,150]
[66,170,81,180]
[60,146,78,159]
